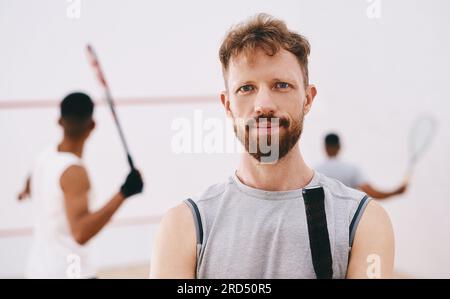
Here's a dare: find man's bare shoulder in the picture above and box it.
[60,165,90,193]
[150,202,197,278]
[160,202,195,232]
[347,200,394,278]
[359,200,392,234]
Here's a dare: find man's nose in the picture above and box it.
[254,87,276,116]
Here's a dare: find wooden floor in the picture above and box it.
[97,263,150,279]
[97,263,415,279]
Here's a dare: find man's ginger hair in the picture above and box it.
[219,13,311,87]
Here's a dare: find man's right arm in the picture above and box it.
[150,203,197,278]
[355,167,408,200]
[359,183,407,200]
[346,200,395,278]
[61,165,143,245]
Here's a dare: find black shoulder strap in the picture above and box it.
[185,198,203,245]
[349,195,370,247]
[302,186,333,279]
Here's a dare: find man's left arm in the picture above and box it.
[18,175,31,201]
[346,201,395,278]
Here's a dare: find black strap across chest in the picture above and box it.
[302,186,333,279]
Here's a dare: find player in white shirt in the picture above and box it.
[18,92,144,278]
[316,133,407,200]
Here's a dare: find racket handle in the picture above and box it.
[403,164,414,185]
[402,173,410,185]
[127,154,135,170]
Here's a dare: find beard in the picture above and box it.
[232,111,304,164]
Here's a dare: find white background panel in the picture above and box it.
[1,0,450,277]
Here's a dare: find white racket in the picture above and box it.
[404,114,438,183]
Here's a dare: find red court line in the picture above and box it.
[0,95,218,109]
[0,95,212,237]
[0,215,163,238]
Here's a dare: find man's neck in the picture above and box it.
[58,137,85,158]
[236,143,314,191]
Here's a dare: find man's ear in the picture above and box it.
[84,120,96,139]
[303,84,317,115]
[220,91,232,118]
[58,117,63,127]
[89,120,96,131]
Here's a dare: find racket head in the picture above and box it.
[405,114,438,181]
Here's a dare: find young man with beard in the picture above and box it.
[150,14,394,279]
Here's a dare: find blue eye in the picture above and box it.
[275,82,290,89]
[238,85,254,93]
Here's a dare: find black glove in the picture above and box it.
[120,169,144,199]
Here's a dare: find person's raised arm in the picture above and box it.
[359,183,407,200]
[61,165,143,245]
[150,203,197,278]
[346,201,395,278]
[18,176,31,201]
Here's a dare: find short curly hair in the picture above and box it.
[219,13,311,87]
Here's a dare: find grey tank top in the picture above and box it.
[184,171,371,279]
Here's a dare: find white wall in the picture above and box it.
[1,0,450,277]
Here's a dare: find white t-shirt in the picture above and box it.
[315,157,368,189]
[26,145,96,278]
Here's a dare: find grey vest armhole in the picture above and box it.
[184,198,203,245]
[349,195,371,247]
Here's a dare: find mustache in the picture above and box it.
[245,114,290,128]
